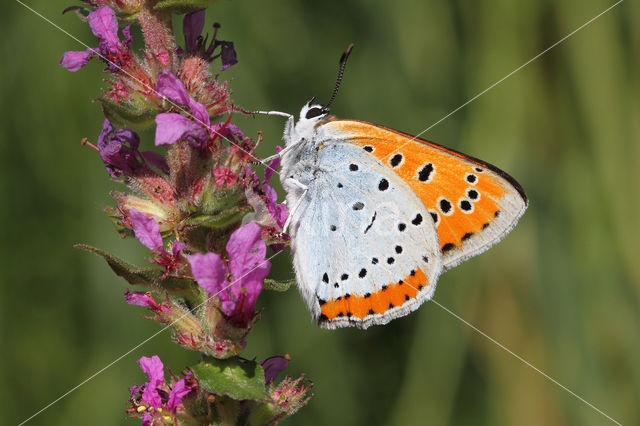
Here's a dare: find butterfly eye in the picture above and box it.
[305,107,326,120]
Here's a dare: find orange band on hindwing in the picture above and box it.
[320,268,428,321]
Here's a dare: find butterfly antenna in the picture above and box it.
[325,43,354,108]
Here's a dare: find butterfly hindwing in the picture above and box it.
[320,120,528,270]
[287,142,443,329]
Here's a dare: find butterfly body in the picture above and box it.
[278,102,527,329]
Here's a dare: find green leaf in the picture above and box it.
[263,278,294,292]
[74,244,199,299]
[191,357,268,401]
[154,0,226,14]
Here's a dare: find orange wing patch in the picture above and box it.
[320,268,428,321]
[324,120,527,264]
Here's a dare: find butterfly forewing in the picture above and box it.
[321,120,528,270]
[288,143,443,329]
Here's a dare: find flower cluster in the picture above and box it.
[127,356,193,424]
[62,2,308,424]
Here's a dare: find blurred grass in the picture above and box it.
[1,0,639,425]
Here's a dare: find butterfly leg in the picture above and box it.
[252,110,293,119]
[282,177,309,233]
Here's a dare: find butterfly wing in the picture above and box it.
[320,120,528,270]
[287,142,443,329]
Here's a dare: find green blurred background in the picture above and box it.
[2,0,639,424]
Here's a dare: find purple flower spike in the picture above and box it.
[188,252,227,295]
[59,49,92,72]
[183,9,206,52]
[138,355,164,409]
[261,355,289,384]
[130,208,163,252]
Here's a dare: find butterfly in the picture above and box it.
[263,46,527,329]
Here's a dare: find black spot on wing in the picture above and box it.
[389,153,403,168]
[418,163,434,182]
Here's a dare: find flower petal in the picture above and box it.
[167,374,192,413]
[226,222,270,323]
[156,71,209,125]
[129,208,163,252]
[88,6,120,51]
[138,355,164,408]
[141,151,170,173]
[264,146,283,181]
[183,9,205,52]
[219,41,238,71]
[154,113,196,146]
[188,252,227,295]
[139,355,164,384]
[261,356,289,384]
[59,49,92,72]
[124,290,158,308]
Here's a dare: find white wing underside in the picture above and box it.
[287,143,443,329]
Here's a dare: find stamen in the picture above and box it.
[81,137,99,152]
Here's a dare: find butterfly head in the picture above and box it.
[300,98,330,120]
[293,99,330,139]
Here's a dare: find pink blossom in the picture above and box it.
[213,167,237,188]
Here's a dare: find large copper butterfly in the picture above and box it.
[264,46,527,329]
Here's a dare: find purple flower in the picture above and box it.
[156,71,209,123]
[186,252,227,294]
[138,355,164,408]
[59,50,92,72]
[130,356,193,419]
[219,41,238,70]
[188,222,271,326]
[181,9,237,71]
[183,9,205,53]
[59,6,131,72]
[124,290,160,309]
[96,119,169,177]
[129,208,184,273]
[167,373,192,413]
[261,355,289,384]
[262,146,289,228]
[154,70,210,147]
[130,208,162,251]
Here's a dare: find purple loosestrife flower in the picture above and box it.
[263,146,289,228]
[188,222,270,327]
[139,355,164,409]
[130,208,185,274]
[182,9,238,71]
[129,356,193,422]
[155,70,210,147]
[59,6,132,72]
[261,355,289,384]
[124,290,164,311]
[96,120,169,177]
